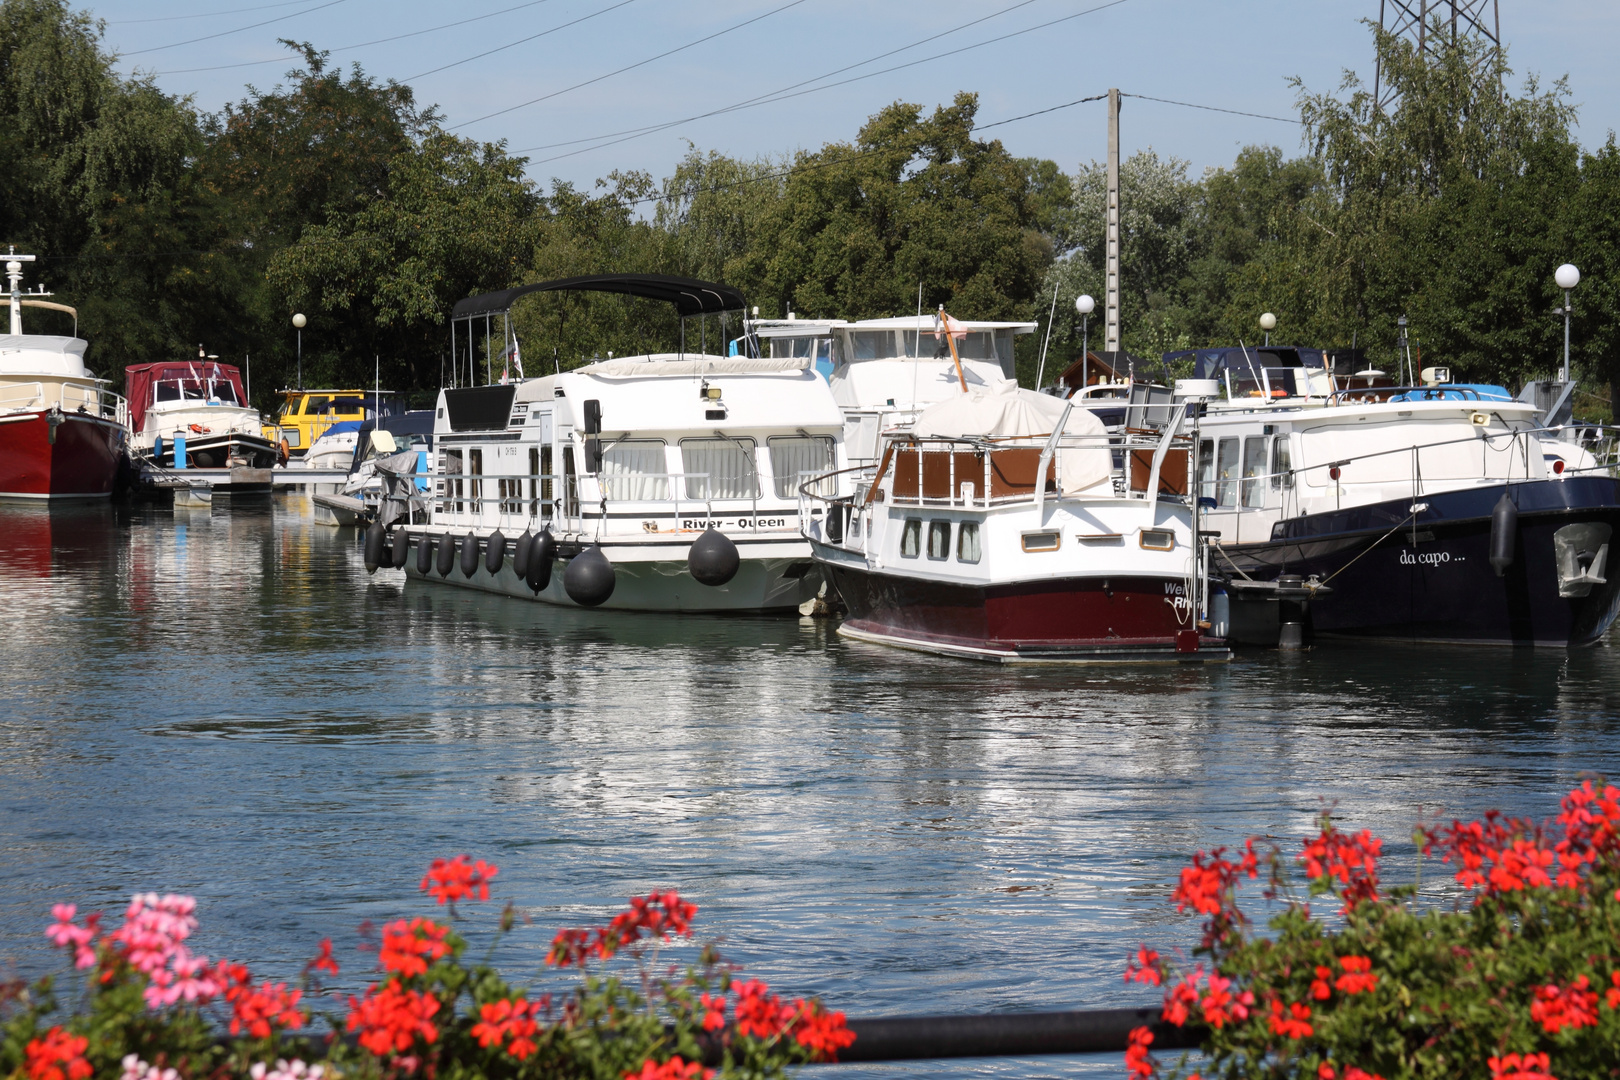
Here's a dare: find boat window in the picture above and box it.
[927,520,951,560]
[562,444,578,518]
[1215,437,1240,508]
[681,438,759,500]
[851,332,889,360]
[900,518,922,558]
[957,521,981,563]
[769,436,835,498]
[529,446,541,516]
[156,381,181,402]
[540,444,554,517]
[1241,437,1267,508]
[1197,439,1215,503]
[1270,435,1293,490]
[1140,529,1175,551]
[441,448,464,513]
[499,477,523,515]
[302,396,331,415]
[600,440,670,501]
[1021,531,1061,553]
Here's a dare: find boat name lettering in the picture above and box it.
[681,517,789,530]
[1163,582,1187,596]
[1399,549,1454,566]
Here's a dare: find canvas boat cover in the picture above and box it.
[912,385,1113,495]
[125,361,248,434]
[579,355,810,378]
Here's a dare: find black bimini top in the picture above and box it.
[452,274,746,320]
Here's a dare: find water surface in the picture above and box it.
[2,497,1618,1077]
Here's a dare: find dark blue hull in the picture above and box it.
[1220,477,1620,647]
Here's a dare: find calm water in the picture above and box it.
[3,497,1620,1077]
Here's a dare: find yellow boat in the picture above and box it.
[264,389,390,458]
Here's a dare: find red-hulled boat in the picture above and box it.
[0,251,127,499]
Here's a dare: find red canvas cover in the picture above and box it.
[125,362,248,433]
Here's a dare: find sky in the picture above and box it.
[95,0,1620,193]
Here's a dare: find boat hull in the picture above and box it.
[1222,477,1620,647]
[821,555,1227,664]
[0,411,124,499]
[135,432,279,470]
[400,534,820,613]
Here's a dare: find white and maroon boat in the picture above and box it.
[126,351,279,470]
[800,364,1227,663]
[0,250,127,499]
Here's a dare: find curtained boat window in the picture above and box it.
[768,436,835,498]
[600,440,669,501]
[927,520,951,560]
[1270,435,1293,490]
[900,518,922,558]
[681,438,759,500]
[957,522,980,563]
[1241,437,1268,508]
[1215,437,1240,508]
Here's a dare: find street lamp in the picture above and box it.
[1555,263,1580,384]
[1076,294,1095,388]
[291,313,306,389]
[1260,311,1277,347]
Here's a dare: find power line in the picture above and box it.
[509,0,1055,155]
[110,0,313,24]
[517,0,1136,165]
[974,93,1109,131]
[152,0,561,75]
[450,0,811,131]
[402,0,636,82]
[1120,93,1299,125]
[120,0,351,56]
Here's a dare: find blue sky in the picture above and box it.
[99,0,1620,192]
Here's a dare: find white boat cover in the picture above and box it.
[912,386,1113,494]
[580,355,810,377]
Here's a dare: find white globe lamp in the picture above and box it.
[1556,264,1580,382]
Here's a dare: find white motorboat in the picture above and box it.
[388,274,849,613]
[126,349,278,470]
[798,322,1226,663]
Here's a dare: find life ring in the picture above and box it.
[278,438,290,466]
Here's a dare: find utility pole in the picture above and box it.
[1104,88,1121,354]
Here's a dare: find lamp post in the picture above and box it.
[1076,294,1095,388]
[292,313,306,389]
[1259,312,1276,347]
[1555,263,1580,384]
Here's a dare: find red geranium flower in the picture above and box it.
[346,981,442,1055]
[377,918,450,978]
[420,855,499,906]
[23,1027,91,1080]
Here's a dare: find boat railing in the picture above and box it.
[0,380,125,422]
[421,469,816,537]
[796,428,1193,553]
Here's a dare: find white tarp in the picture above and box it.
[912,386,1113,494]
[580,354,810,377]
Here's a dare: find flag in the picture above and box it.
[509,336,523,379]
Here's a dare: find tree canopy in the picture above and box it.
[2,1,1616,418]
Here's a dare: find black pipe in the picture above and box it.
[696,1007,1198,1065]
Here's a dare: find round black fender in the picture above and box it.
[363,522,386,574]
[485,528,507,576]
[563,545,615,607]
[687,526,740,587]
[1489,492,1518,577]
[512,530,533,579]
[527,529,556,593]
[460,530,480,578]
[416,533,435,575]
[436,532,457,577]
[391,528,409,569]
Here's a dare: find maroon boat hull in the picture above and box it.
[824,561,1227,662]
[0,411,124,498]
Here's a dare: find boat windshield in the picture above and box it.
[154,378,239,404]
